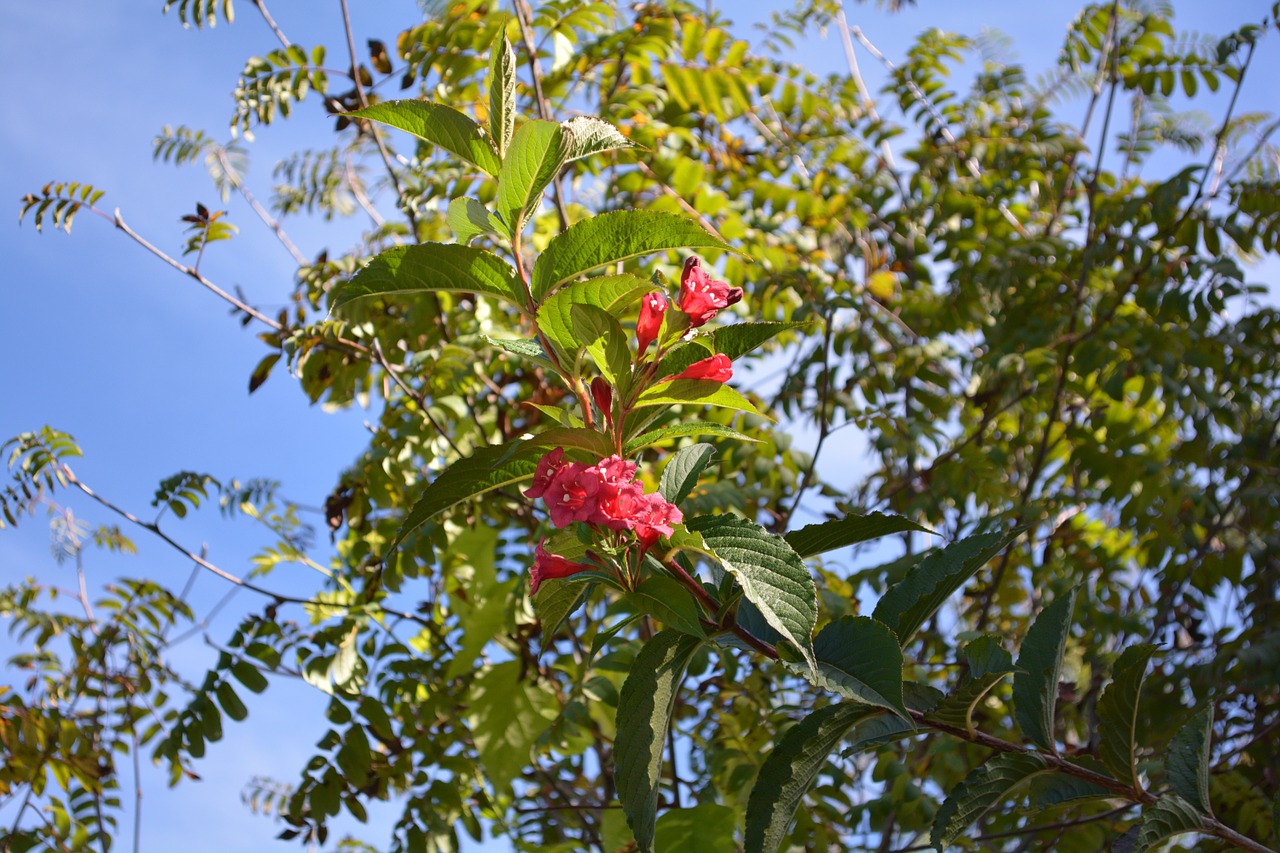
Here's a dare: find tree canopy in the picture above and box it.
[5,1,1279,852]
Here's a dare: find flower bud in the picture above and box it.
[530,538,590,595]
[636,292,667,355]
[675,353,733,383]
[590,378,613,425]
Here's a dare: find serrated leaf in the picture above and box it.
[615,630,703,853]
[1166,704,1214,815]
[389,441,539,553]
[562,115,642,163]
[624,421,757,454]
[785,512,934,559]
[657,322,812,378]
[635,378,763,416]
[534,578,590,650]
[537,273,652,365]
[530,210,731,303]
[571,303,630,384]
[929,635,1016,736]
[1132,795,1206,853]
[872,530,1019,646]
[839,713,914,758]
[632,575,707,637]
[1029,770,1113,808]
[1011,587,1079,751]
[488,34,516,156]
[687,514,817,672]
[797,616,908,720]
[1098,643,1158,788]
[932,752,1049,850]
[745,703,877,853]
[521,426,614,460]
[448,197,500,245]
[494,119,568,239]
[660,444,715,505]
[333,243,528,312]
[349,100,501,176]
[482,334,551,367]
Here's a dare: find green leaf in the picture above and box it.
[534,578,590,650]
[657,322,812,378]
[389,441,539,553]
[794,616,908,720]
[686,514,817,673]
[615,630,703,853]
[839,713,914,758]
[333,243,528,312]
[929,635,1016,736]
[537,273,651,364]
[872,530,1019,646]
[745,703,877,853]
[561,115,642,163]
[530,210,731,303]
[653,804,736,851]
[785,512,934,559]
[230,660,268,694]
[444,526,512,679]
[1029,771,1113,808]
[625,421,757,454]
[660,443,716,505]
[1011,587,1079,751]
[522,427,615,460]
[571,303,630,384]
[1097,643,1158,788]
[632,575,707,637]
[635,378,763,416]
[349,100,501,176]
[467,660,560,792]
[447,197,500,245]
[1132,795,1206,853]
[494,119,568,238]
[931,752,1049,850]
[487,34,516,156]
[335,725,372,787]
[215,680,247,722]
[482,335,552,369]
[1166,704,1214,815]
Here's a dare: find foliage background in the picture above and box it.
[3,1,1279,851]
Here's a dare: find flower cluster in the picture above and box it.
[525,449,683,547]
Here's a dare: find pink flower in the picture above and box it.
[633,493,683,550]
[530,538,590,595]
[590,480,647,531]
[594,455,638,485]
[678,257,742,327]
[675,354,733,383]
[544,461,604,528]
[524,448,568,499]
[636,292,667,354]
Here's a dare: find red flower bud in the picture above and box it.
[675,354,733,383]
[590,378,613,425]
[530,537,590,595]
[636,292,667,355]
[678,257,742,327]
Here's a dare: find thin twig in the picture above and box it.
[512,0,571,233]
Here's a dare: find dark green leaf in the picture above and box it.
[1166,704,1214,815]
[632,575,706,637]
[333,243,527,312]
[349,100,501,176]
[230,660,268,694]
[1098,643,1158,788]
[660,443,716,505]
[534,579,590,651]
[522,427,615,460]
[1029,771,1113,808]
[657,322,812,378]
[932,752,1048,850]
[624,421,757,454]
[530,210,731,303]
[800,616,908,720]
[687,514,817,672]
[785,512,934,559]
[872,530,1019,646]
[215,680,247,722]
[389,441,539,553]
[929,635,1016,736]
[1011,587,1078,751]
[615,630,703,853]
[744,703,877,853]
[1132,795,1205,853]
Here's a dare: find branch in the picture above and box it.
[512,0,571,234]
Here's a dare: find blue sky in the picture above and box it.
[2,1,1277,851]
